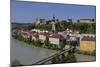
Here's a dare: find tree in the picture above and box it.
[67,19,72,23]
[59,40,66,50]
[65,53,77,63]
[51,56,61,64]
[44,38,49,47]
[27,24,35,30]
[35,39,42,46]
[91,50,96,56]
[51,52,77,64]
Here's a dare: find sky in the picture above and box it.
[11,0,96,23]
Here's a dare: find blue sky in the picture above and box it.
[11,0,96,23]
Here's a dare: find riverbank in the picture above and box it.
[75,53,95,62]
[12,35,62,51]
[13,35,96,56]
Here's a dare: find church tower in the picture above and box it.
[51,16,56,32]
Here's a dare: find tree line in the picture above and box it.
[26,21,95,34]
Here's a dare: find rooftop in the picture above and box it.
[81,36,96,41]
[39,32,49,36]
[49,33,64,39]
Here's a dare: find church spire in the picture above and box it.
[53,16,55,21]
[51,16,56,32]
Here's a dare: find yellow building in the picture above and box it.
[80,36,96,52]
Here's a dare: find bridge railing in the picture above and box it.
[16,47,75,66]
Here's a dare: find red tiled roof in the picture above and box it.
[21,30,32,36]
[39,32,49,36]
[81,36,96,41]
[20,27,28,31]
[49,33,64,39]
[27,32,33,36]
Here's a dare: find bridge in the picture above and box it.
[17,46,76,66]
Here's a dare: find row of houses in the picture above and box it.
[12,27,96,52]
[13,28,77,48]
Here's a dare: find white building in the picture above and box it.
[21,31,32,39]
[32,33,38,41]
[35,18,41,25]
[31,29,41,33]
[39,32,48,42]
[34,18,46,25]
[49,33,64,48]
[31,29,48,33]
[78,19,95,23]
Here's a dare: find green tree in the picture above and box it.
[59,40,66,50]
[51,56,61,64]
[34,39,42,46]
[91,50,96,56]
[65,53,77,63]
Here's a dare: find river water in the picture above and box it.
[11,37,95,65]
[11,37,57,65]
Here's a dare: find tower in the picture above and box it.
[51,16,56,32]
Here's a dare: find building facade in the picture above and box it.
[80,36,96,52]
[39,32,48,43]
[49,33,64,48]
[78,19,95,23]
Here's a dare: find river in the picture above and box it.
[11,37,57,65]
[11,37,95,65]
